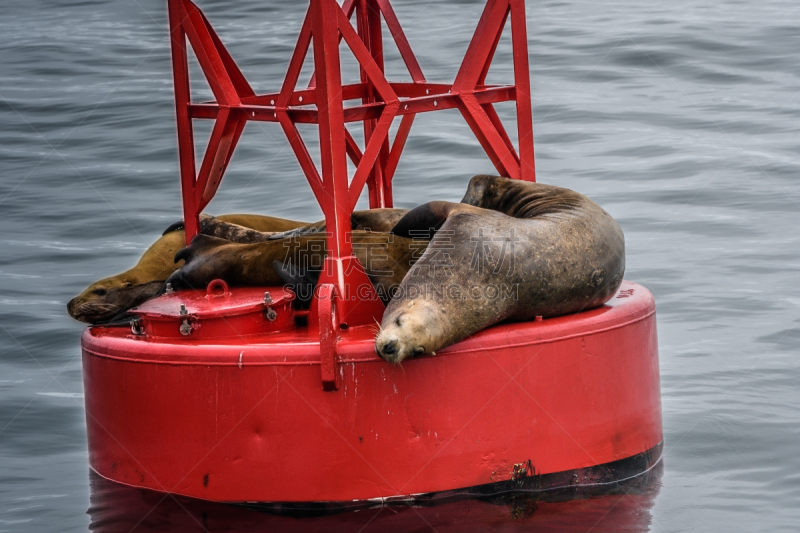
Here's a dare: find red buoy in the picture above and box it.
[81,0,662,505]
[83,280,660,503]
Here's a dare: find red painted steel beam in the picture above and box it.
[375,0,425,83]
[383,113,414,191]
[310,0,351,259]
[344,127,364,168]
[179,1,240,106]
[357,0,391,208]
[307,0,357,90]
[509,0,535,180]
[187,86,517,123]
[168,0,199,244]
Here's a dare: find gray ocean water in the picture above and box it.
[2,0,799,531]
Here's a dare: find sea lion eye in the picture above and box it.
[122,282,133,289]
[93,288,107,296]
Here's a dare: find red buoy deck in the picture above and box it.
[82,280,661,504]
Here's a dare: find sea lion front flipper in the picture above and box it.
[167,235,238,291]
[173,234,231,265]
[272,260,320,309]
[390,201,459,240]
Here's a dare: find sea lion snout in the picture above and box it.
[66,297,80,319]
[375,305,441,363]
[375,333,425,364]
[377,337,399,358]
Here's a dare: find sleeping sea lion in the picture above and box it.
[165,230,426,304]
[198,208,409,243]
[374,175,625,363]
[68,210,411,323]
[67,214,309,324]
[67,229,188,324]
[160,213,307,236]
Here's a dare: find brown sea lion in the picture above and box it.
[68,210,412,324]
[165,230,426,304]
[198,208,410,243]
[160,213,308,236]
[67,229,188,324]
[374,175,626,363]
[67,214,310,324]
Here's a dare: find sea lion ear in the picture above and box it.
[461,174,499,207]
[390,201,456,239]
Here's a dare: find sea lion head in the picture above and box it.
[68,230,187,324]
[460,174,513,209]
[374,295,448,364]
[67,277,163,324]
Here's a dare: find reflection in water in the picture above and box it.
[88,461,662,532]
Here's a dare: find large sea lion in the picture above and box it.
[374,175,626,363]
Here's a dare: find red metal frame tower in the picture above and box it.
[168,0,536,327]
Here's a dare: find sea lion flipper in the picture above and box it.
[272,260,320,309]
[173,234,230,264]
[390,201,459,240]
[173,245,193,265]
[166,236,233,291]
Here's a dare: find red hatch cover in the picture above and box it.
[128,279,296,340]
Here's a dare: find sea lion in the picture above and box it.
[374,175,626,363]
[160,212,310,235]
[165,230,426,304]
[67,229,190,324]
[68,210,414,324]
[67,214,310,324]
[198,208,409,243]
